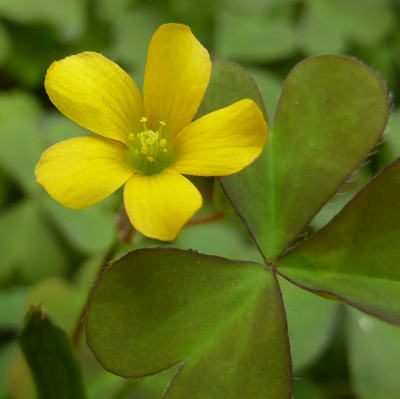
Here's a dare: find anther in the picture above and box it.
[128,132,134,141]
[141,146,148,155]
[147,156,154,162]
[159,139,167,148]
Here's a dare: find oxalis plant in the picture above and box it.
[17,23,398,399]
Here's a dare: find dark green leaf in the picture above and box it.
[278,159,400,324]
[19,307,87,399]
[86,248,291,399]
[221,55,389,260]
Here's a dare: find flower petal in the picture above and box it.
[172,99,268,176]
[35,136,133,209]
[45,52,144,144]
[124,169,202,241]
[143,23,211,135]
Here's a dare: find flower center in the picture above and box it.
[126,117,174,175]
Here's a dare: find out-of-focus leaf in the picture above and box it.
[215,6,297,63]
[299,0,394,55]
[347,309,400,399]
[86,249,292,399]
[0,21,11,65]
[0,200,66,284]
[278,159,400,324]
[19,307,87,399]
[5,25,61,88]
[293,379,323,399]
[176,216,262,262]
[24,278,86,334]
[0,288,27,329]
[310,167,369,230]
[109,8,162,86]
[221,0,293,18]
[198,60,266,120]
[0,0,86,41]
[42,197,115,255]
[220,55,389,260]
[247,68,282,120]
[0,91,43,193]
[381,109,400,166]
[279,277,338,371]
[40,112,89,146]
[0,341,19,397]
[8,354,36,399]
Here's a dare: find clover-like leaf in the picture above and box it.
[219,55,389,260]
[278,159,400,324]
[86,248,291,399]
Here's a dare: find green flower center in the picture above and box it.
[126,117,174,176]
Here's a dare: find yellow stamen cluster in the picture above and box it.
[127,116,172,175]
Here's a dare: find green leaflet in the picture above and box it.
[19,307,87,399]
[219,55,389,260]
[86,249,291,399]
[278,159,400,324]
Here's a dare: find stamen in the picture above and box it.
[140,116,148,131]
[147,156,154,162]
[159,139,167,148]
[128,132,134,141]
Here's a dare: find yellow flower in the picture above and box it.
[35,23,268,241]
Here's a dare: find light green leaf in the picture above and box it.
[175,216,262,262]
[86,249,291,399]
[0,200,66,284]
[215,6,297,63]
[198,60,266,120]
[347,309,400,399]
[19,307,87,399]
[0,91,43,193]
[0,341,19,397]
[299,0,394,55]
[24,278,86,334]
[0,0,86,41]
[0,21,11,65]
[278,159,400,324]
[42,197,115,255]
[279,277,337,371]
[220,55,389,260]
[0,288,27,329]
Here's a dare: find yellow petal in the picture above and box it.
[45,52,144,144]
[172,99,268,176]
[143,23,211,135]
[35,136,133,209]
[124,169,202,241]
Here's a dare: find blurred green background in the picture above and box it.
[0,0,400,398]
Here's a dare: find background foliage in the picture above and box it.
[0,0,400,398]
